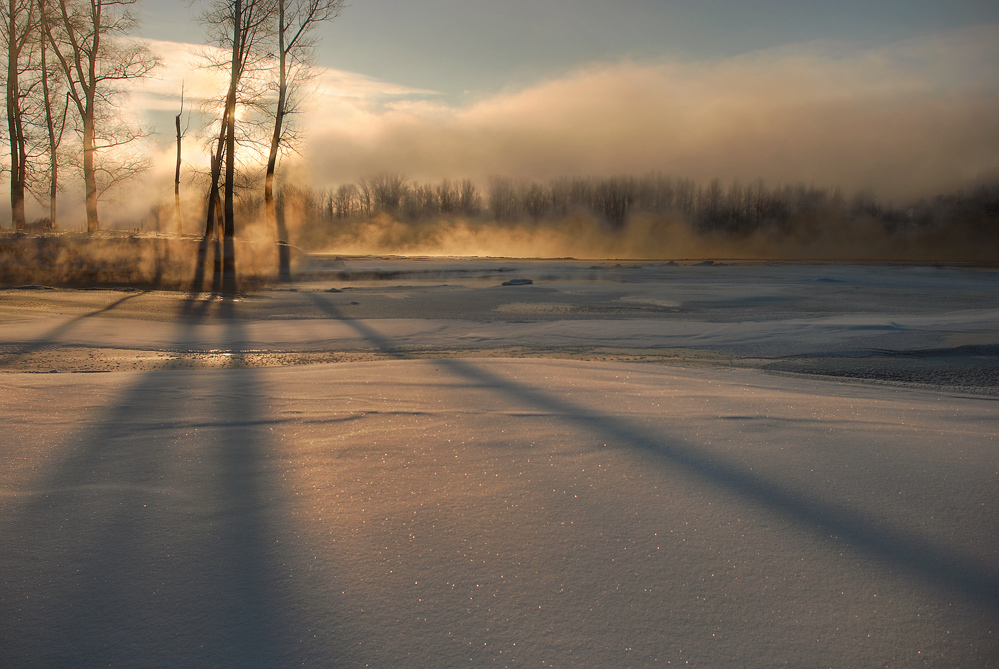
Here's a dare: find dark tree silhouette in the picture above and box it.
[200,0,275,291]
[3,0,38,229]
[38,0,70,228]
[174,81,187,236]
[264,0,343,280]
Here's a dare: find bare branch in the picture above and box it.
[40,0,158,230]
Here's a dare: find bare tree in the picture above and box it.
[356,174,372,215]
[370,171,406,212]
[3,0,39,229]
[43,0,157,232]
[38,0,70,227]
[221,0,241,291]
[488,176,518,221]
[173,80,187,236]
[330,182,356,218]
[199,0,275,291]
[264,0,342,279]
[435,178,455,214]
[457,178,480,216]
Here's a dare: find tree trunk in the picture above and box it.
[213,191,224,291]
[221,0,240,293]
[48,169,57,228]
[6,4,26,230]
[204,105,229,238]
[205,177,219,237]
[82,106,99,232]
[40,0,60,228]
[81,13,101,233]
[174,102,183,236]
[265,0,290,280]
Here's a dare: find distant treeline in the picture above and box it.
[275,172,998,240]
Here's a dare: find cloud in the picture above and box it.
[289,23,999,201]
[126,39,226,112]
[134,38,436,120]
[36,23,998,229]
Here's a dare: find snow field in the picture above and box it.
[2,359,996,667]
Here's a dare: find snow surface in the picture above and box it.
[1,259,997,667]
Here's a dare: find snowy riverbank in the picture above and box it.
[1,259,997,666]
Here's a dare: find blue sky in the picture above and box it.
[138,0,999,101]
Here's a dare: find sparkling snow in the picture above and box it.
[1,259,997,666]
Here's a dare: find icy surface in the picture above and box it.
[1,260,997,666]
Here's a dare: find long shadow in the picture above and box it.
[302,291,412,360]
[301,291,999,614]
[0,293,318,666]
[189,235,224,297]
[0,290,147,367]
[209,297,313,664]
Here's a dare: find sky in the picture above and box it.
[88,1,999,219]
[138,0,999,102]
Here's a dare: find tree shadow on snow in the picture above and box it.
[302,291,413,360]
[0,295,334,667]
[301,291,999,616]
[0,290,148,368]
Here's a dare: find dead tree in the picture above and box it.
[222,0,239,291]
[44,0,157,232]
[264,0,343,279]
[3,0,38,229]
[200,0,275,291]
[173,81,187,236]
[38,0,70,228]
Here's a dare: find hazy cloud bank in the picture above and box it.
[292,23,999,202]
[10,25,997,229]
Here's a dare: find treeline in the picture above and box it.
[1,0,158,233]
[278,172,999,244]
[325,174,483,220]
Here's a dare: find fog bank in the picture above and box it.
[3,25,997,235]
[300,24,999,202]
